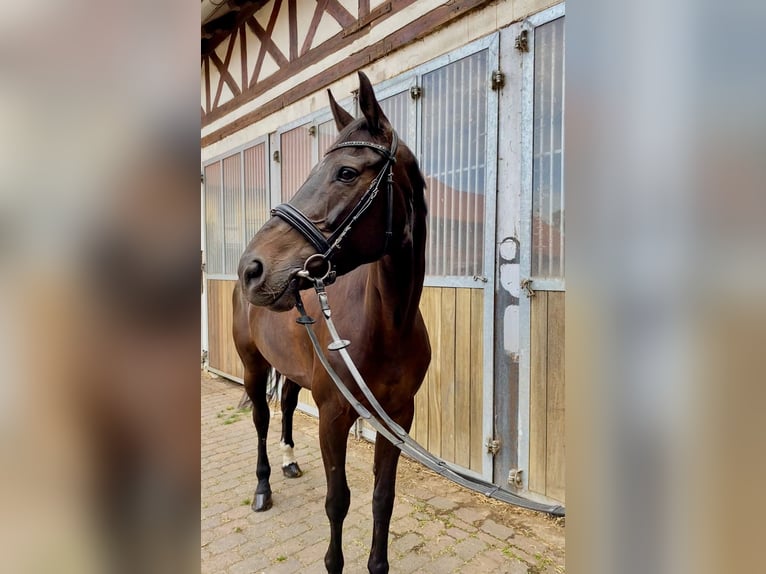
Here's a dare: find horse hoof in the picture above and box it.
[282,462,303,478]
[252,492,273,512]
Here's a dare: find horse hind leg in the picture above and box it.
[243,363,274,512]
[279,378,303,478]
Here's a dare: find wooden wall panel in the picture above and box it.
[412,286,484,473]
[454,289,472,469]
[545,291,566,502]
[207,279,245,380]
[528,290,566,503]
[426,288,442,457]
[440,288,456,462]
[529,291,548,494]
[469,288,484,473]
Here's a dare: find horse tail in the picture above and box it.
[267,368,281,406]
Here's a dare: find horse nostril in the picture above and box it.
[243,259,264,285]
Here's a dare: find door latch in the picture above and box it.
[485,437,501,456]
[521,278,536,297]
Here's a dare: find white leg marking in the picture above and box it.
[280,442,297,467]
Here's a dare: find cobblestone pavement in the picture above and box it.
[202,372,565,573]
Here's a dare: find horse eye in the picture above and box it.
[336,167,358,182]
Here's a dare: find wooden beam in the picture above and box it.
[202,0,492,146]
[213,33,240,108]
[300,0,329,57]
[202,0,271,56]
[288,0,298,61]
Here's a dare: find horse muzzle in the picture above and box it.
[239,255,299,311]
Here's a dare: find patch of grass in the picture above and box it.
[242,498,252,506]
[502,546,524,562]
[218,407,251,425]
[275,555,287,563]
[532,552,562,574]
[234,526,243,533]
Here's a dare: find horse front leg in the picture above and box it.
[367,405,413,574]
[280,378,303,478]
[244,366,273,512]
[319,406,355,573]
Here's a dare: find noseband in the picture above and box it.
[270,131,398,280]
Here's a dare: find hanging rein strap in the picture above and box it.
[294,281,566,518]
[270,131,398,268]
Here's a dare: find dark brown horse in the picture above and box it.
[232,72,430,573]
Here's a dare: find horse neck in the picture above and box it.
[365,211,427,335]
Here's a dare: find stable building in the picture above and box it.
[201,0,565,507]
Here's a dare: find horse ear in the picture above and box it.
[357,71,390,134]
[327,89,354,131]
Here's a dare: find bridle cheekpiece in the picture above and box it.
[270,130,399,282]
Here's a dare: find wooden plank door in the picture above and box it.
[528,290,565,502]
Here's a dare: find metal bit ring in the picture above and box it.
[297,253,332,282]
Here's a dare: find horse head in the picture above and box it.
[239,71,425,311]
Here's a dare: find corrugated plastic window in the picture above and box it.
[243,143,269,244]
[531,17,565,280]
[317,120,336,157]
[222,154,242,275]
[204,162,223,274]
[379,90,410,146]
[421,50,489,277]
[280,124,313,201]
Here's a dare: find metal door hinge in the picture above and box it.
[200,172,204,183]
[485,437,501,456]
[308,125,317,136]
[410,85,422,100]
[491,70,505,91]
[514,29,529,52]
[521,278,536,297]
[273,150,280,162]
[508,468,523,487]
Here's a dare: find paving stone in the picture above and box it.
[420,553,463,573]
[205,531,247,555]
[445,526,471,541]
[453,504,491,524]
[481,517,516,542]
[391,531,423,555]
[428,495,459,512]
[226,553,271,574]
[452,535,488,562]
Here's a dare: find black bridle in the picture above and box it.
[270,131,398,280]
